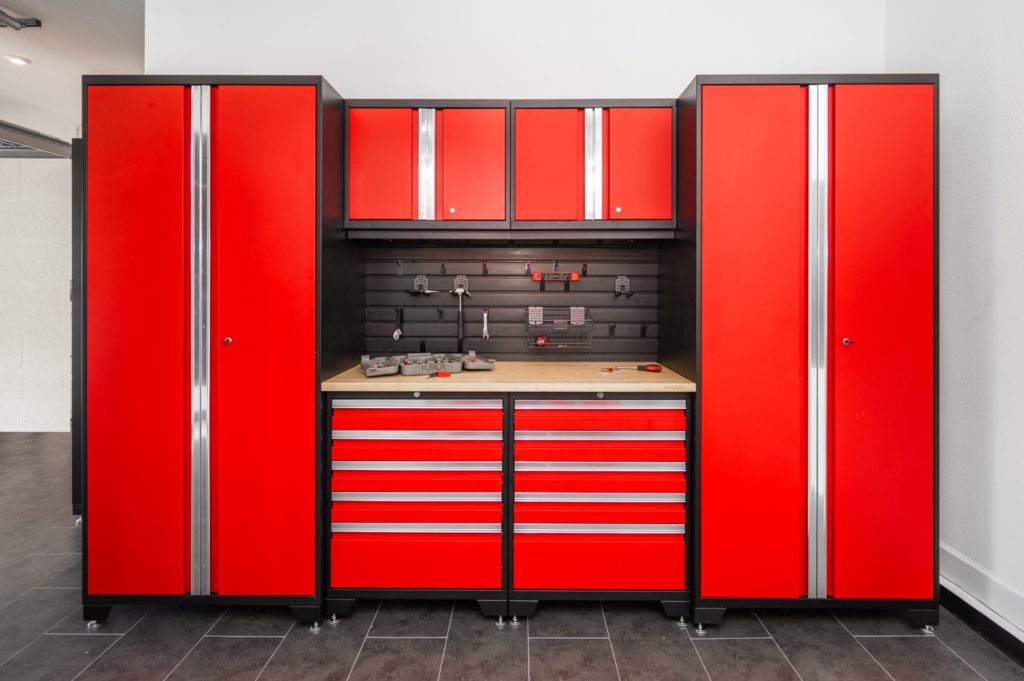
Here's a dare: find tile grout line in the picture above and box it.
[599,602,622,681]
[527,636,611,640]
[681,636,773,641]
[70,606,154,681]
[254,620,295,681]
[367,635,448,640]
[42,632,123,637]
[831,612,897,681]
[344,601,381,681]
[0,589,86,669]
[683,613,713,681]
[853,634,933,638]
[932,632,990,681]
[205,634,288,639]
[435,602,455,681]
[161,609,227,681]
[526,614,531,681]
[753,611,805,681]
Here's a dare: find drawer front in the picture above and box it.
[332,533,502,589]
[513,441,685,464]
[514,503,685,525]
[332,471,502,493]
[331,396,505,591]
[514,534,685,590]
[515,471,685,494]
[515,404,685,432]
[332,502,502,524]
[333,440,502,464]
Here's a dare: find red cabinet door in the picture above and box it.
[348,107,417,219]
[605,107,673,219]
[210,85,318,596]
[86,85,191,595]
[700,85,809,598]
[438,108,506,220]
[831,84,935,599]
[514,108,584,220]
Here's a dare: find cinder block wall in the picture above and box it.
[0,158,72,431]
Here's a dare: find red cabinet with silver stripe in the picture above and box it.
[509,397,689,618]
[326,396,508,617]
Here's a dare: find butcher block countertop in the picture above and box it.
[321,361,696,393]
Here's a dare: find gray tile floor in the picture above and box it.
[2,432,1023,681]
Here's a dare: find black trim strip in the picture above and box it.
[940,585,1024,668]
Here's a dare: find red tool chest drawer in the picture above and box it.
[329,397,504,591]
[512,398,687,592]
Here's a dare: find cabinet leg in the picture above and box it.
[83,605,111,624]
[476,600,508,617]
[289,605,322,625]
[660,600,690,619]
[905,608,939,628]
[693,607,727,628]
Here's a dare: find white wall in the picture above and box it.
[887,0,1024,644]
[145,0,886,96]
[0,158,72,431]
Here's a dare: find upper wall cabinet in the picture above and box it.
[513,101,675,231]
[346,102,509,231]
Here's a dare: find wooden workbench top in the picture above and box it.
[321,361,696,393]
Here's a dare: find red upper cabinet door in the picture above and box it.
[210,85,318,596]
[86,85,191,596]
[438,108,506,220]
[605,107,673,219]
[514,108,584,220]
[700,85,809,599]
[348,107,417,219]
[831,84,935,600]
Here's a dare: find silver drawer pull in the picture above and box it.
[333,429,502,441]
[333,460,502,472]
[514,492,685,504]
[514,461,685,473]
[516,400,686,410]
[514,523,685,535]
[514,430,685,442]
[332,522,501,534]
[332,399,503,410]
[332,491,501,502]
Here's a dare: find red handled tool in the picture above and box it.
[601,364,663,373]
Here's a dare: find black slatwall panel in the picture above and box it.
[363,245,658,361]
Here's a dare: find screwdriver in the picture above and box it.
[601,364,663,373]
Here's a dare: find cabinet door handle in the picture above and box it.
[223,337,232,344]
[842,338,853,346]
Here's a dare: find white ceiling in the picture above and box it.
[0,0,143,140]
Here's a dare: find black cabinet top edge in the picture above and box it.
[83,74,334,88]
[683,73,939,89]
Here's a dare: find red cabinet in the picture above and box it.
[511,399,687,593]
[605,107,673,219]
[699,85,809,599]
[831,84,935,599]
[438,108,506,220]
[514,108,584,220]
[513,105,673,223]
[347,108,418,219]
[85,85,192,596]
[690,77,936,614]
[209,85,318,596]
[83,78,331,616]
[329,398,505,591]
[347,104,507,222]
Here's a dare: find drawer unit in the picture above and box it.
[326,396,507,617]
[509,397,689,618]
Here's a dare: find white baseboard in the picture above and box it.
[941,542,1024,644]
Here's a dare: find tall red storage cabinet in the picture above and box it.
[78,76,348,624]
[674,75,938,627]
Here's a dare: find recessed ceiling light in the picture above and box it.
[3,55,31,66]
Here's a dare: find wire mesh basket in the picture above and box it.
[526,306,594,351]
